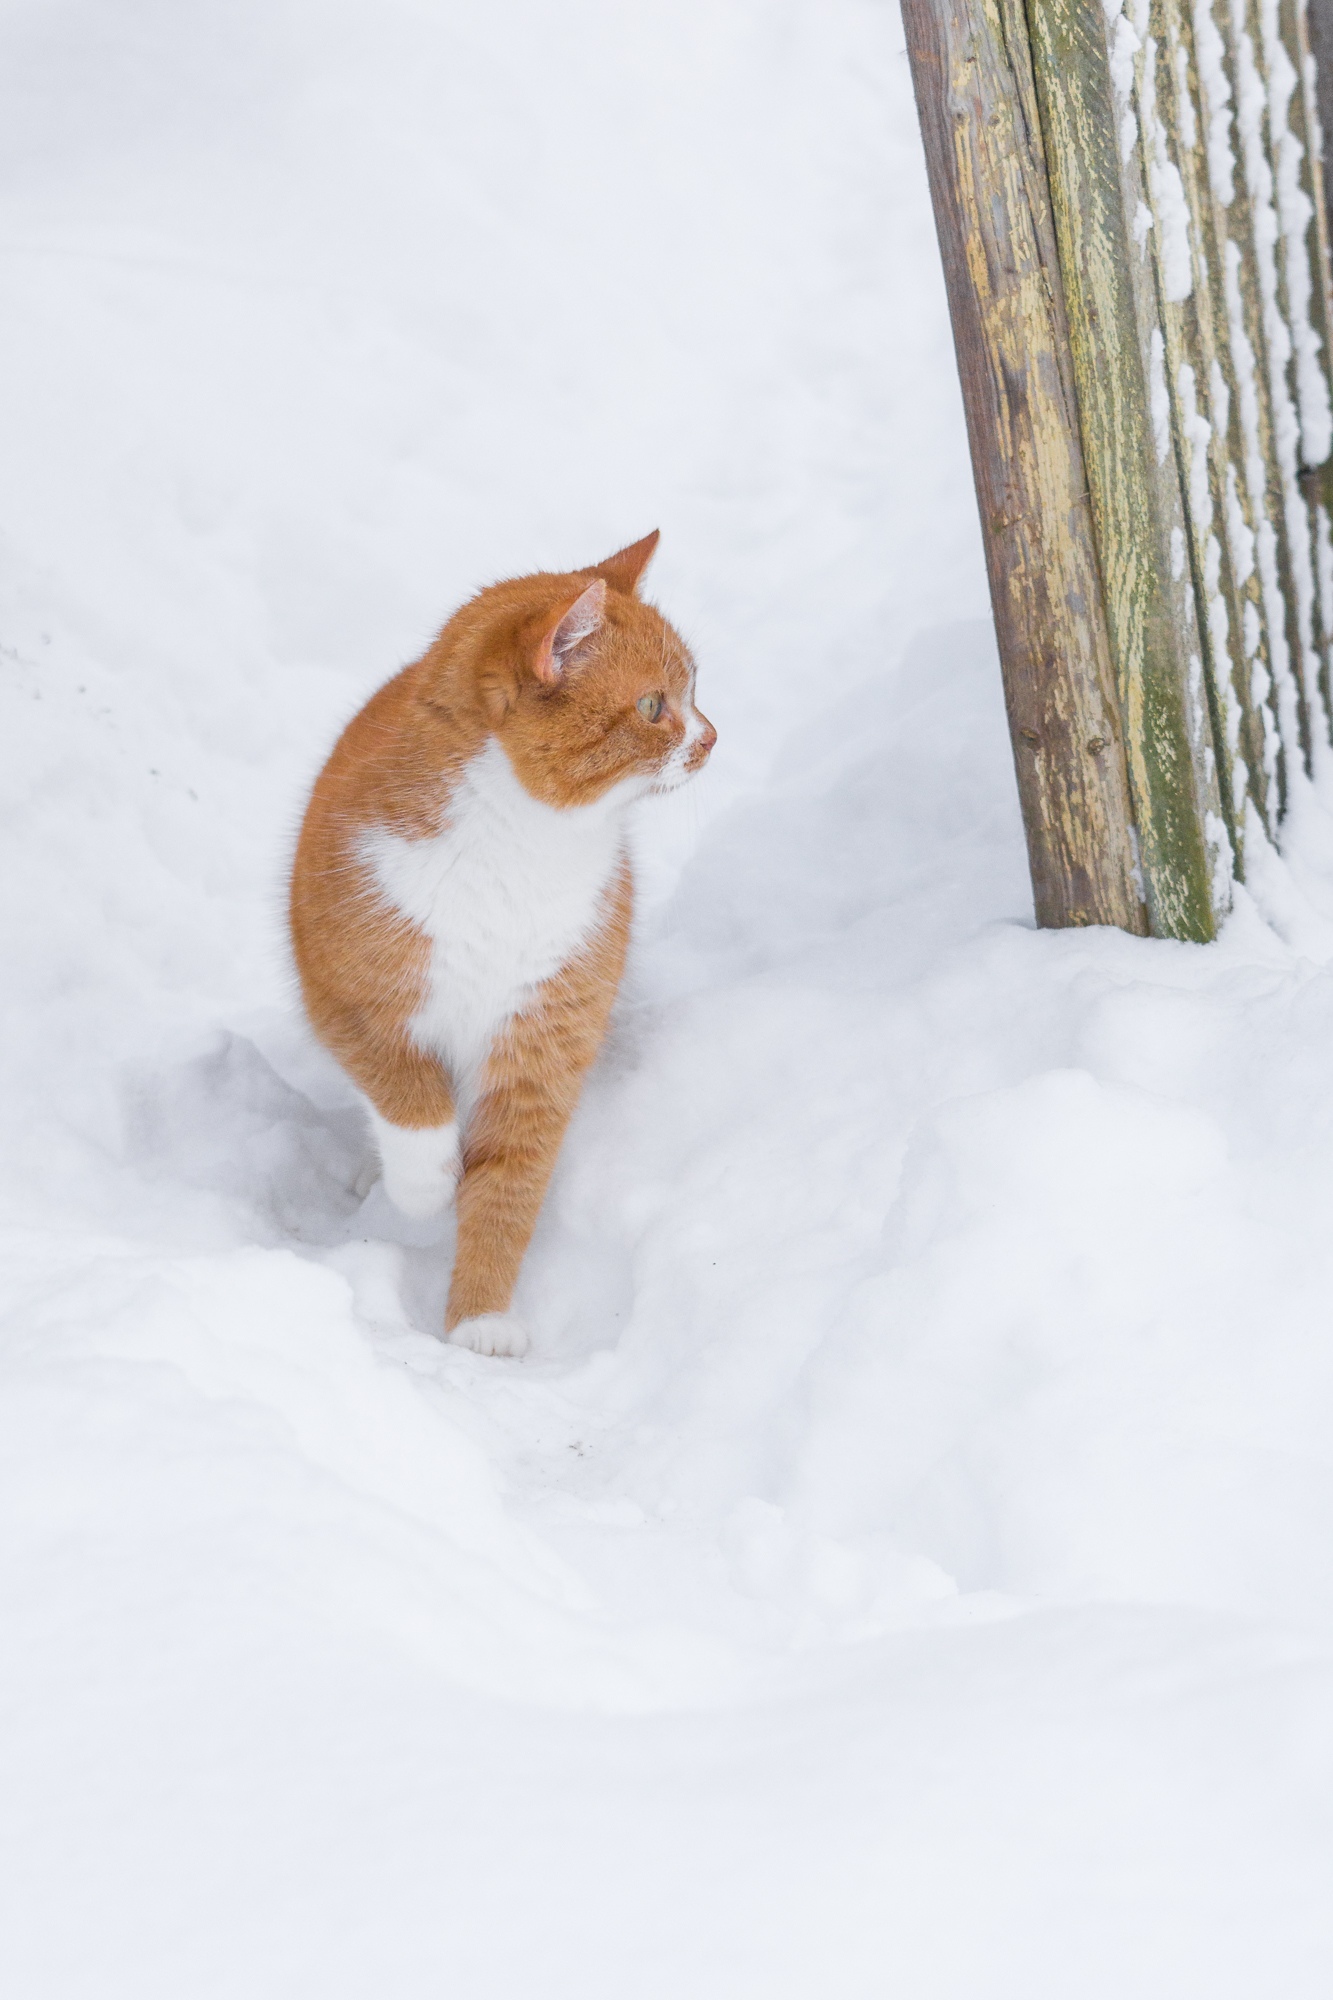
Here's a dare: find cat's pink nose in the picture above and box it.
[695,714,717,760]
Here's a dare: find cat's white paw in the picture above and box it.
[449,1312,530,1358]
[367,1110,461,1220]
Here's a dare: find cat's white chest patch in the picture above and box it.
[360,737,626,1107]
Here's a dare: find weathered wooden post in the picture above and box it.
[904,0,1333,941]
[900,0,1149,934]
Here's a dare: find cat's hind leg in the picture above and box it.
[446,872,631,1358]
[317,1007,460,1221]
[365,1103,461,1220]
[445,1071,570,1355]
[446,982,615,1357]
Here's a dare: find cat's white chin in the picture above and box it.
[449,1312,530,1358]
[651,766,697,794]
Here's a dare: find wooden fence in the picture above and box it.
[904,0,1333,940]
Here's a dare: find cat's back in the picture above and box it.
[289,657,463,1013]
[298,662,457,856]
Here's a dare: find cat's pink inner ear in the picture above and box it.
[590,529,660,597]
[532,579,607,685]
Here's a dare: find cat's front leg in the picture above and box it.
[447,872,630,1358]
[445,1075,577,1358]
[447,987,620,1356]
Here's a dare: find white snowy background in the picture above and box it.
[2,0,1332,1993]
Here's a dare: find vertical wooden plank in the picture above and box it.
[1226,0,1318,768]
[1253,0,1328,747]
[1026,0,1229,939]
[1139,3,1266,861]
[1179,0,1287,824]
[901,0,1147,931]
[1307,0,1333,252]
[1295,0,1333,738]
[1195,0,1307,804]
[1279,0,1333,741]
[1159,0,1282,836]
[1287,0,1333,445]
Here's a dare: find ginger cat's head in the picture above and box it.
[422,530,716,810]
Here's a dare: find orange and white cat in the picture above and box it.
[290,531,715,1357]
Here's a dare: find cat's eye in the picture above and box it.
[637,693,664,722]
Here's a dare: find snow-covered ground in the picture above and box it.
[3,1,1332,1992]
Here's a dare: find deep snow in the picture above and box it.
[2,1,1332,1994]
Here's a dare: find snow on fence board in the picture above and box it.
[904,0,1333,941]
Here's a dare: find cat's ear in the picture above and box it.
[532,579,607,686]
[589,529,660,597]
